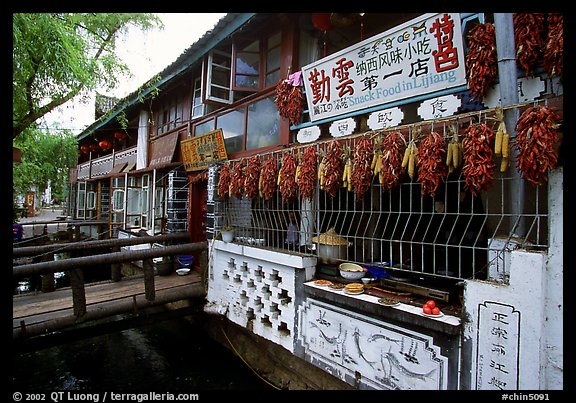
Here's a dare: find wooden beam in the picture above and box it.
[13,232,190,257]
[13,241,208,278]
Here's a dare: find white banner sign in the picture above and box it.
[417,94,461,120]
[367,107,404,130]
[329,117,356,137]
[296,125,321,143]
[302,13,467,122]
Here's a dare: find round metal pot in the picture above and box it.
[317,243,348,265]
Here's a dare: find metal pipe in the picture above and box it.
[494,13,525,237]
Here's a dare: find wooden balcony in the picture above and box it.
[76,146,138,180]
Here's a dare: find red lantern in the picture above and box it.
[114,131,127,141]
[89,143,99,152]
[99,140,112,151]
[312,13,333,32]
[80,145,90,154]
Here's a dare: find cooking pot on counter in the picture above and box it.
[312,228,351,265]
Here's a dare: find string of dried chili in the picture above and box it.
[378,131,405,192]
[229,159,246,199]
[244,155,261,199]
[515,105,560,186]
[514,13,545,77]
[296,145,318,201]
[321,140,344,198]
[543,13,563,79]
[461,123,496,196]
[350,136,374,201]
[217,163,231,200]
[279,153,298,202]
[465,22,497,99]
[260,158,278,201]
[417,131,448,197]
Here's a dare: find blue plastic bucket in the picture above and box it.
[176,255,194,269]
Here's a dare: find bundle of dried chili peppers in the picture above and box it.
[229,159,246,199]
[279,152,298,202]
[417,131,448,197]
[319,140,344,198]
[461,123,496,196]
[543,13,563,79]
[296,145,318,201]
[350,136,374,201]
[514,13,545,77]
[376,131,405,193]
[465,22,497,99]
[259,158,278,201]
[217,163,231,200]
[244,155,261,199]
[515,105,560,186]
[275,80,304,125]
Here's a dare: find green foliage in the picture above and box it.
[13,129,79,201]
[13,13,162,138]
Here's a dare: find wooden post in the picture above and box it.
[70,268,86,317]
[143,257,155,301]
[40,240,54,293]
[111,245,122,282]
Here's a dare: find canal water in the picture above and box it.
[12,317,276,392]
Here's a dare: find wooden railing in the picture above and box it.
[13,234,207,338]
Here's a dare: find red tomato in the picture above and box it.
[423,306,432,315]
[432,307,441,316]
[426,300,436,309]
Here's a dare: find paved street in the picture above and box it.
[16,206,67,224]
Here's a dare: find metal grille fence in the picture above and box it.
[214,110,551,282]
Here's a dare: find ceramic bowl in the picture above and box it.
[339,262,366,280]
[176,268,191,276]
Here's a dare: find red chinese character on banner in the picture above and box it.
[429,14,459,72]
[332,57,355,97]
[308,68,331,105]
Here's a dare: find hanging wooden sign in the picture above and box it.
[181,129,228,171]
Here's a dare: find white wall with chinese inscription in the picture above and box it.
[462,168,563,391]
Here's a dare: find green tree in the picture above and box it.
[13,13,162,139]
[13,128,78,203]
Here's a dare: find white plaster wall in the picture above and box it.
[464,167,563,391]
[205,240,316,352]
[464,250,547,390]
[543,168,563,389]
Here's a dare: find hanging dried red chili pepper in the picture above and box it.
[350,136,374,201]
[417,131,448,197]
[461,123,496,196]
[229,159,246,199]
[259,157,278,200]
[375,131,405,193]
[543,13,563,79]
[275,79,304,125]
[319,140,345,198]
[244,156,261,199]
[465,22,497,99]
[279,153,298,203]
[217,163,231,200]
[296,145,318,201]
[515,105,561,186]
[514,13,545,77]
